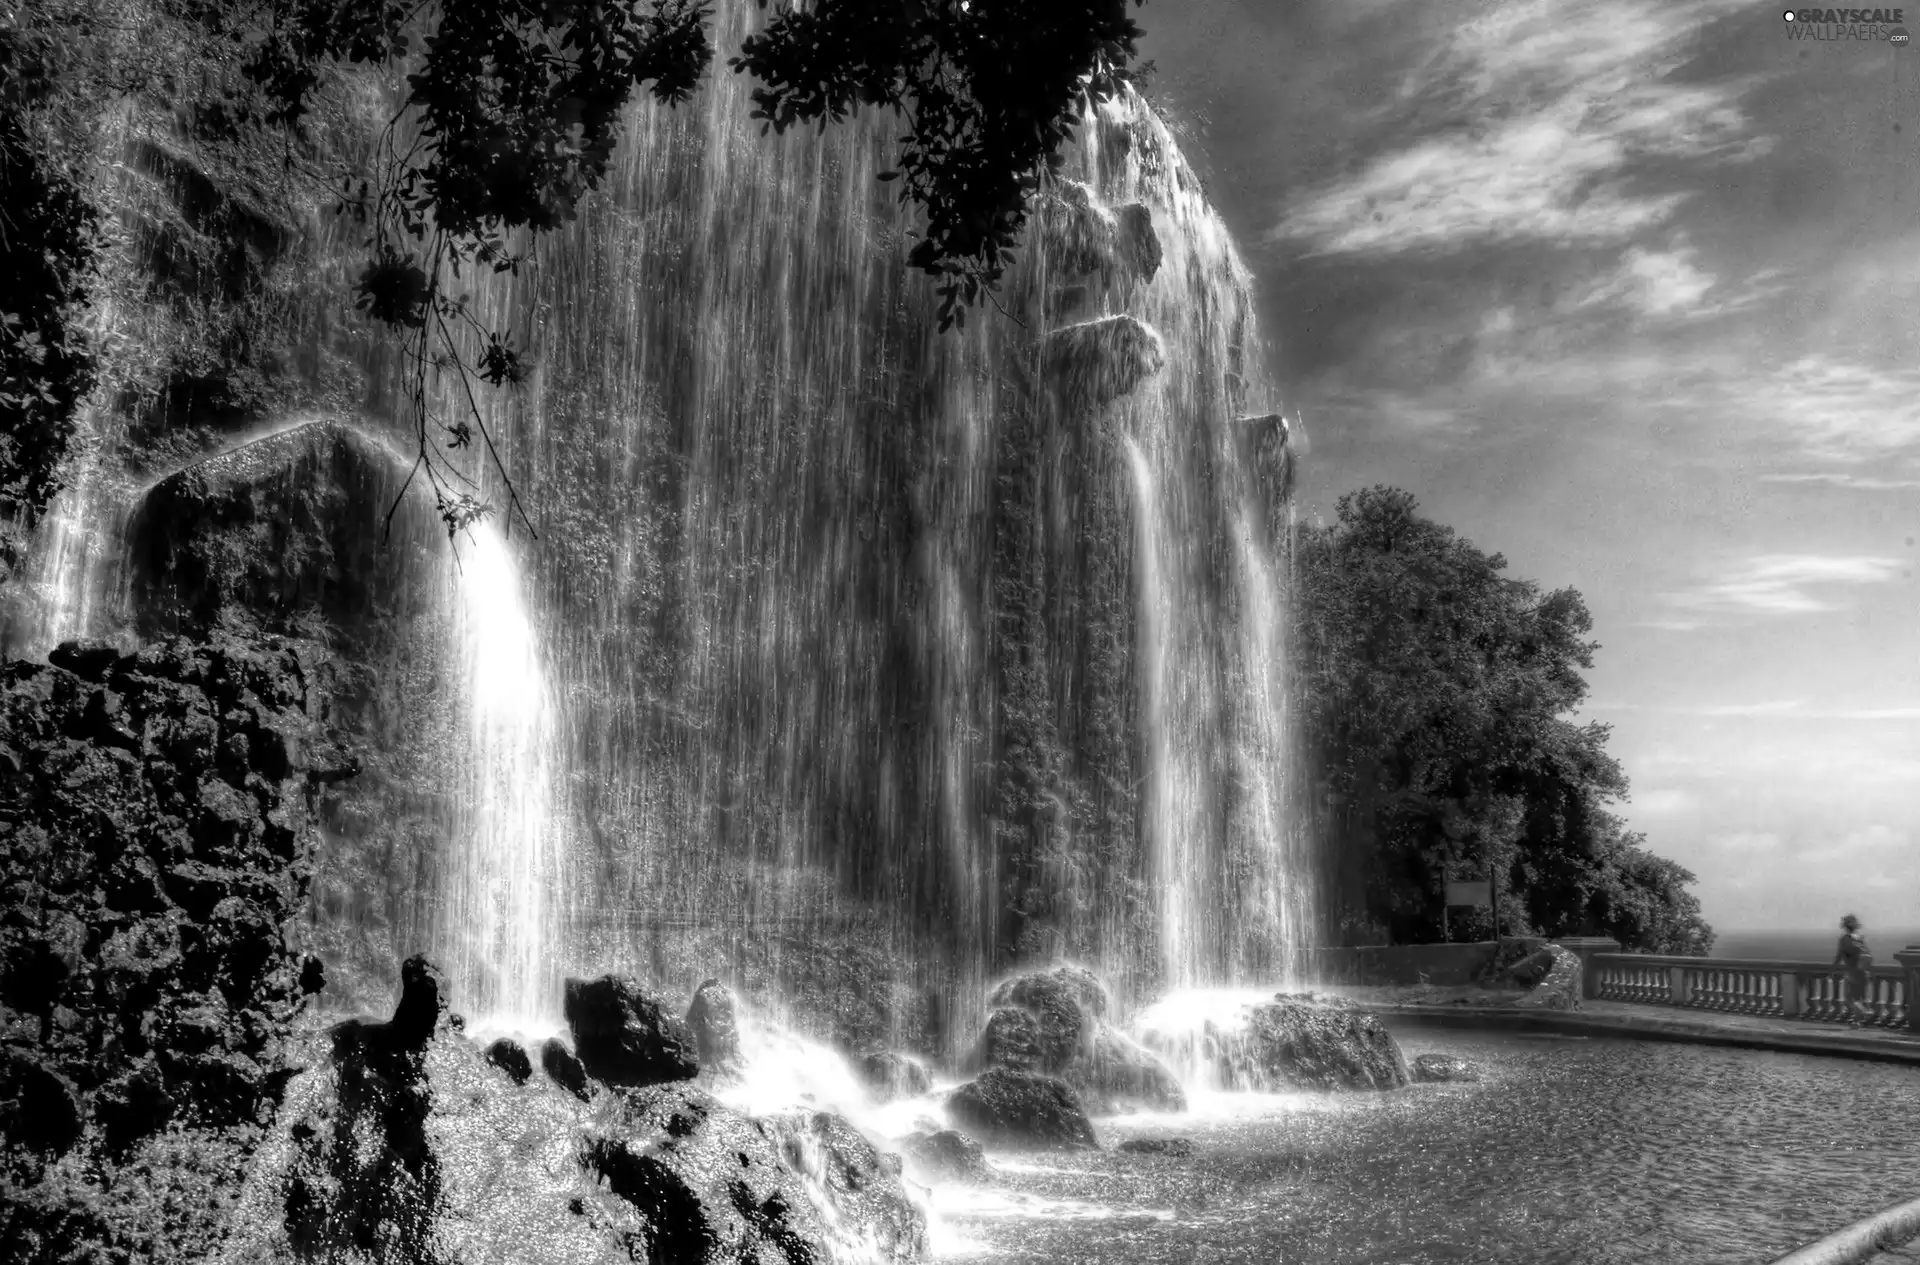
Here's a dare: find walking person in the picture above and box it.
[1834,914,1873,1027]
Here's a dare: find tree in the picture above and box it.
[0,0,1149,542]
[1292,486,1711,954]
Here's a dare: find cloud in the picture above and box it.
[1268,0,1763,256]
[1738,357,1920,465]
[1760,473,1920,491]
[1665,553,1902,616]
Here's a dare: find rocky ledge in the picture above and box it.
[220,963,928,1265]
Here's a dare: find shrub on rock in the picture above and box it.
[563,974,700,1088]
[947,1068,1099,1151]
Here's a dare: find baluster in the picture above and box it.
[1893,975,1908,1029]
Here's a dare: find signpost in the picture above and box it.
[1444,879,1492,945]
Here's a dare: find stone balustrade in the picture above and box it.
[1590,949,1920,1031]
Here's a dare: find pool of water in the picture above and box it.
[930,1030,1920,1264]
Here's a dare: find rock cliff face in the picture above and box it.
[0,633,340,1265]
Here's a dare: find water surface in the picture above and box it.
[935,1031,1920,1264]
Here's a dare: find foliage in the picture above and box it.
[734,0,1148,330]
[0,19,100,570]
[1293,486,1711,954]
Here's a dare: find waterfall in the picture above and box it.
[2,0,1315,1044]
[445,525,565,1032]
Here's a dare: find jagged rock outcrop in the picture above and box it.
[0,633,340,1264]
[946,1068,1099,1151]
[563,974,701,1088]
[974,966,1185,1113]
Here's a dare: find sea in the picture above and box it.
[1710,927,1920,963]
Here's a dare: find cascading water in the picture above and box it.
[3,0,1315,1048]
[444,525,565,1032]
[379,1,1314,1037]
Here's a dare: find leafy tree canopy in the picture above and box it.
[1294,486,1711,954]
[1,0,1149,537]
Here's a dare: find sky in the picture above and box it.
[1141,0,1920,935]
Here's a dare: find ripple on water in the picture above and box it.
[937,1032,1920,1264]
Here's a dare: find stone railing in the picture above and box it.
[1589,947,1920,1031]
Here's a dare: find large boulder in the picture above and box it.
[1205,994,1410,1092]
[1044,315,1166,412]
[563,974,700,1088]
[861,1050,933,1103]
[975,966,1185,1113]
[946,1068,1099,1151]
[587,1087,927,1264]
[684,978,743,1078]
[1509,944,1583,1011]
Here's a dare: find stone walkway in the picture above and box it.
[1329,983,1920,1067]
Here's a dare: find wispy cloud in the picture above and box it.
[1269,0,1763,256]
[1761,473,1920,491]
[1737,357,1920,465]
[1664,553,1903,617]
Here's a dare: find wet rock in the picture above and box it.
[1079,1026,1187,1113]
[1510,944,1583,1011]
[1236,412,1296,505]
[0,1053,84,1157]
[763,1110,928,1256]
[900,1128,993,1184]
[1220,994,1410,1092]
[947,1068,1099,1151]
[588,1084,927,1264]
[977,965,1184,1112]
[48,637,122,681]
[861,1050,933,1102]
[1412,1053,1480,1083]
[563,974,700,1088]
[1045,315,1166,411]
[684,977,742,1076]
[390,954,451,1047]
[486,1037,534,1085]
[541,1036,594,1102]
[1118,1136,1193,1157]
